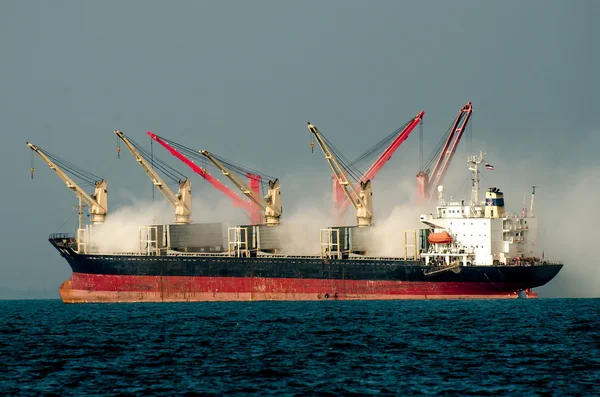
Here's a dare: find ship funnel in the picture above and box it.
[485,188,505,218]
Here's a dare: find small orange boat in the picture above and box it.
[428,231,452,244]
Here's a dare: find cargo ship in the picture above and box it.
[51,236,562,302]
[51,235,561,302]
[47,151,561,303]
[29,106,563,303]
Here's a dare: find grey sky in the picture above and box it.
[1,1,598,297]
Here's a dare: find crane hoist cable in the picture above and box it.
[123,135,188,187]
[311,128,364,183]
[152,136,275,195]
[209,152,276,196]
[421,103,473,178]
[416,102,473,204]
[28,142,108,224]
[349,118,413,173]
[148,132,264,225]
[38,148,105,187]
[422,119,455,173]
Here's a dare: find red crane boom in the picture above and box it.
[417,102,472,204]
[337,111,425,216]
[147,132,262,224]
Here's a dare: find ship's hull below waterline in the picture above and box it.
[59,273,544,303]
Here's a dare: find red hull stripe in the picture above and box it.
[69,273,528,298]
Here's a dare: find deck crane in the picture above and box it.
[307,122,373,227]
[147,132,263,225]
[114,130,191,224]
[200,150,282,226]
[335,111,425,218]
[27,142,108,224]
[416,102,473,204]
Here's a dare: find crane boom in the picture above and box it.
[338,111,425,216]
[27,142,108,224]
[417,102,472,204]
[147,132,263,224]
[361,111,425,182]
[114,130,191,224]
[200,150,282,226]
[307,122,373,227]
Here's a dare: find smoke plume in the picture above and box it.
[82,146,599,298]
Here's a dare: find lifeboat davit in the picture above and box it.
[428,231,452,244]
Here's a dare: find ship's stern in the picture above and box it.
[48,233,79,302]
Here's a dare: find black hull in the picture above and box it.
[50,236,563,302]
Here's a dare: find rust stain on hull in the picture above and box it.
[59,275,536,303]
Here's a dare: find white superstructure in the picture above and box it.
[419,152,538,267]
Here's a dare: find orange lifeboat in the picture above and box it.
[428,231,452,244]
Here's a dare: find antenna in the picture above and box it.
[468,151,484,206]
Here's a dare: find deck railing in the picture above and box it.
[49,233,75,240]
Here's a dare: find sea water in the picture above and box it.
[0,299,598,396]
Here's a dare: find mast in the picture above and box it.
[468,151,484,206]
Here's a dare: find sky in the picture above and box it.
[1,0,598,298]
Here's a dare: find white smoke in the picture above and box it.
[87,187,251,253]
[365,204,427,257]
[534,167,600,298]
[447,148,600,298]
[88,199,172,253]
[81,140,600,298]
[355,175,427,257]
[190,195,250,226]
[277,203,336,255]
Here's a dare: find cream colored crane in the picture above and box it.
[199,150,282,226]
[114,130,191,224]
[307,122,373,227]
[27,142,108,224]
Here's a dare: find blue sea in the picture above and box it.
[1,299,598,396]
